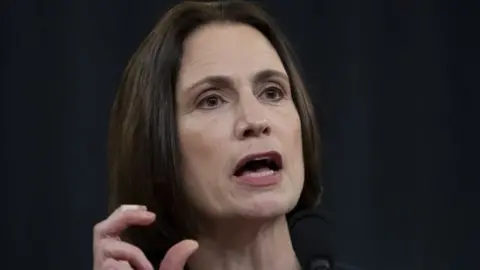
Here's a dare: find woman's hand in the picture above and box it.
[93,205,199,270]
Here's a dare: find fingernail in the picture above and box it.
[144,211,156,218]
[188,240,199,250]
[120,204,146,211]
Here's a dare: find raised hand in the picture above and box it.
[93,205,198,270]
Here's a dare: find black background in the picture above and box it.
[2,0,479,269]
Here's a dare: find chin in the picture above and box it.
[232,192,299,219]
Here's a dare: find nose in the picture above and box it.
[234,106,271,140]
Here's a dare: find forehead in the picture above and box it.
[177,23,287,91]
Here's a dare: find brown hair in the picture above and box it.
[108,0,321,265]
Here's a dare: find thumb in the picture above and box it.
[158,240,199,270]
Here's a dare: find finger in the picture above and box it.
[158,240,199,270]
[102,258,133,270]
[100,238,153,270]
[94,205,155,238]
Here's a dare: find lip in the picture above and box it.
[233,150,283,175]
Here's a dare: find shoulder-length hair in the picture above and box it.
[108,0,322,265]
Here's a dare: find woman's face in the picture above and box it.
[176,23,304,220]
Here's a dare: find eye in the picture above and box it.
[260,86,284,102]
[197,94,226,110]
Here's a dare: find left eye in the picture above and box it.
[260,87,284,101]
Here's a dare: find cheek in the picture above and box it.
[177,113,236,214]
[273,106,304,181]
[290,112,302,145]
[290,114,304,176]
[177,114,231,189]
[273,105,302,150]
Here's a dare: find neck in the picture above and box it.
[188,215,300,270]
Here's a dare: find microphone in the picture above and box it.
[288,209,334,270]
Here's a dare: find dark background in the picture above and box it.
[2,0,479,269]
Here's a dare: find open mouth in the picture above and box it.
[233,151,283,177]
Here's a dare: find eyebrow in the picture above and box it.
[182,69,289,92]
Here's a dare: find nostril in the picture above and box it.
[237,119,270,139]
[242,128,255,138]
[242,125,270,138]
[262,126,271,135]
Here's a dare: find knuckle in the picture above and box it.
[96,238,114,255]
[97,237,110,247]
[130,245,143,257]
[96,239,111,257]
[101,259,119,270]
[93,222,104,234]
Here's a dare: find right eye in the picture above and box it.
[197,94,226,110]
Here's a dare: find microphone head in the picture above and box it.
[288,209,334,270]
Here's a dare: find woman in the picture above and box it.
[93,1,322,269]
